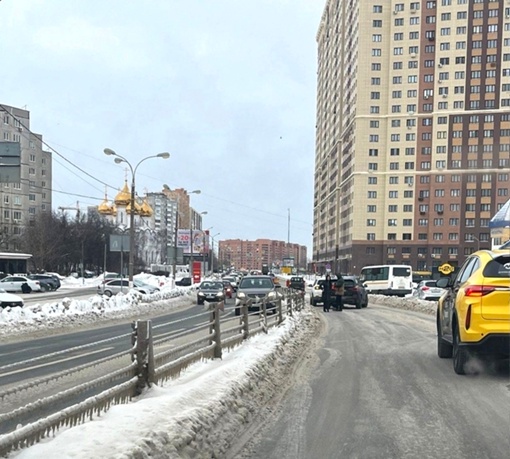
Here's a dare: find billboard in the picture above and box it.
[282,257,295,267]
[177,229,208,255]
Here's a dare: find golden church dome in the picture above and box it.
[114,181,131,206]
[97,192,114,215]
[140,198,153,217]
[126,198,143,215]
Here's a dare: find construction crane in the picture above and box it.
[58,201,80,219]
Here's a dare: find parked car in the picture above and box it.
[222,280,234,299]
[0,275,42,293]
[28,274,61,291]
[0,288,24,308]
[436,249,510,375]
[197,280,225,305]
[412,280,445,301]
[97,279,160,297]
[235,275,281,316]
[288,276,305,291]
[310,276,337,306]
[175,277,192,287]
[342,276,369,309]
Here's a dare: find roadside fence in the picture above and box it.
[0,288,306,456]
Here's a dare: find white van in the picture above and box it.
[359,265,413,297]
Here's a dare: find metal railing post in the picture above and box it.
[262,298,268,333]
[213,302,222,359]
[242,300,250,339]
[134,320,154,394]
[277,296,283,324]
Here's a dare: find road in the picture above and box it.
[232,303,510,459]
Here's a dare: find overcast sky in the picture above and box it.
[1,0,323,251]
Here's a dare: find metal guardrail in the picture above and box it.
[0,288,306,456]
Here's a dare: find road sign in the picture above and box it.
[110,234,130,252]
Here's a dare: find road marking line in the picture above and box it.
[0,347,116,378]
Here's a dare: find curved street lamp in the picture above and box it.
[104,148,170,286]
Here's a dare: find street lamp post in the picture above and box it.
[172,189,201,285]
[189,210,207,282]
[104,148,170,287]
[202,227,213,277]
[467,235,481,251]
[210,232,220,274]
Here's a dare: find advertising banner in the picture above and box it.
[177,229,209,255]
[193,261,201,284]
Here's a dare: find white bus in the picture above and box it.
[359,264,413,296]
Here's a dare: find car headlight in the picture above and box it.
[237,292,246,300]
[267,292,277,300]
[198,292,205,297]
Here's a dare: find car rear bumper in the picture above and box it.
[461,333,510,357]
[369,289,412,296]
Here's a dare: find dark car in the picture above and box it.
[197,280,225,305]
[175,277,192,286]
[341,276,369,309]
[288,276,305,291]
[222,280,234,299]
[28,274,61,291]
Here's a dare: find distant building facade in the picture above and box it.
[0,104,52,252]
[218,238,307,272]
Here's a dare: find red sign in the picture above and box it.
[193,261,201,284]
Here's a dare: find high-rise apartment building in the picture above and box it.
[0,104,52,251]
[219,238,307,272]
[313,0,510,275]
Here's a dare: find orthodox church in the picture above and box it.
[97,181,163,268]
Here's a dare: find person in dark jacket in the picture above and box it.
[334,274,344,311]
[322,274,333,312]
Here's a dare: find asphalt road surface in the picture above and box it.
[234,303,510,459]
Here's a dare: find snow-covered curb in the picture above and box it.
[369,293,437,316]
[0,287,196,341]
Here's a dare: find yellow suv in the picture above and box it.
[436,249,510,375]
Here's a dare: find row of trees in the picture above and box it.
[17,212,146,275]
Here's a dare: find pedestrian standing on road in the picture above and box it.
[334,274,344,311]
[322,274,333,312]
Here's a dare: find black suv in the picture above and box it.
[28,274,61,291]
[341,276,369,309]
[175,277,192,286]
[288,276,305,291]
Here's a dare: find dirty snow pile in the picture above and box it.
[10,310,321,459]
[369,293,437,315]
[0,274,196,340]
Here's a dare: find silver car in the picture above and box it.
[97,279,160,297]
[412,280,445,301]
[235,275,281,316]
